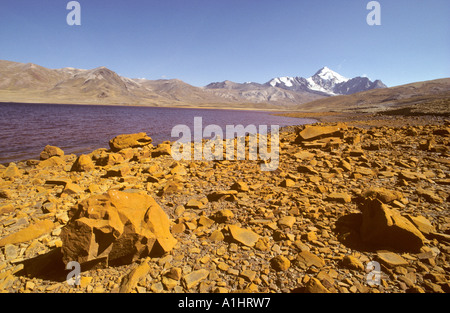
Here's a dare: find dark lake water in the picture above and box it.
[0,102,316,164]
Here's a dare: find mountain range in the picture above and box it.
[267,67,386,96]
[0,60,386,109]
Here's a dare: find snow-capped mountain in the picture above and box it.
[267,67,386,96]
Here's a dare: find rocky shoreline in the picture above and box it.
[0,114,449,293]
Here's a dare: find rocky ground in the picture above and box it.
[0,114,449,293]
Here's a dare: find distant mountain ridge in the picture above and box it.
[0,60,387,109]
[267,66,387,96]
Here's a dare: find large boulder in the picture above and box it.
[108,133,152,152]
[60,189,177,267]
[359,199,425,252]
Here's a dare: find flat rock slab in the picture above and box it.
[182,269,209,290]
[376,251,409,268]
[0,220,55,247]
[326,192,352,203]
[297,124,347,141]
[228,225,260,247]
[295,251,325,269]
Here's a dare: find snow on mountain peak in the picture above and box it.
[269,76,294,87]
[266,67,385,96]
[313,67,349,84]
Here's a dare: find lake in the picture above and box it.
[0,102,316,164]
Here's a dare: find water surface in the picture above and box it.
[0,102,316,164]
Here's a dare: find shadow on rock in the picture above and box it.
[14,248,66,282]
[14,248,108,282]
[334,213,378,252]
[334,212,415,253]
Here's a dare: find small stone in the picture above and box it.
[325,192,352,203]
[297,165,319,175]
[25,281,35,290]
[0,204,15,215]
[172,223,186,234]
[0,190,13,199]
[152,143,172,157]
[170,164,187,176]
[162,276,178,290]
[280,179,295,187]
[119,261,151,293]
[254,237,271,251]
[166,267,182,281]
[302,231,317,242]
[185,199,205,210]
[40,145,64,160]
[277,216,296,228]
[62,182,84,196]
[150,282,164,293]
[217,262,230,271]
[304,277,330,293]
[341,255,365,271]
[211,209,234,223]
[105,164,131,177]
[2,163,20,178]
[80,277,93,289]
[182,269,209,290]
[340,160,352,172]
[0,274,16,291]
[71,154,95,172]
[296,251,325,269]
[4,244,18,261]
[240,269,257,282]
[230,181,249,192]
[270,255,291,271]
[37,156,65,168]
[209,230,225,242]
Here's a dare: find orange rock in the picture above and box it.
[109,133,152,152]
[37,156,65,168]
[360,199,425,252]
[60,189,177,266]
[40,145,64,160]
[297,123,347,142]
[71,154,95,172]
[119,261,151,293]
[228,225,260,247]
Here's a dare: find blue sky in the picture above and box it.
[0,0,449,87]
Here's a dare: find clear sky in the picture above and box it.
[0,0,449,87]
